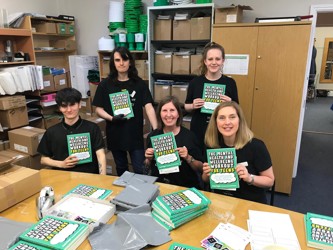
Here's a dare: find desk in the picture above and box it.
[0,169,313,249]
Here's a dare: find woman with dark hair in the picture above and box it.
[202,101,274,204]
[145,96,203,189]
[185,42,239,149]
[93,47,157,176]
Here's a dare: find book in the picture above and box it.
[67,132,92,164]
[9,240,50,250]
[168,242,203,250]
[201,83,226,114]
[109,90,134,118]
[207,148,239,190]
[150,132,181,174]
[304,212,333,249]
[64,184,113,199]
[19,215,89,250]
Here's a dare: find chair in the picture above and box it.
[269,181,276,206]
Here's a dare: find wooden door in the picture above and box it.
[252,23,311,193]
[213,25,258,126]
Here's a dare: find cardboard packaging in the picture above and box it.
[172,54,190,74]
[56,23,67,34]
[215,5,253,23]
[171,84,188,104]
[0,165,41,212]
[34,22,57,34]
[155,54,172,74]
[143,109,151,134]
[190,17,211,40]
[80,97,93,114]
[135,60,148,80]
[50,40,76,50]
[8,126,46,156]
[173,20,191,40]
[154,84,171,102]
[0,106,29,129]
[102,59,110,78]
[54,73,68,90]
[154,19,172,40]
[182,115,192,130]
[67,24,75,35]
[191,54,202,75]
[0,96,26,110]
[42,74,55,92]
[41,93,56,103]
[43,115,62,129]
[0,149,31,168]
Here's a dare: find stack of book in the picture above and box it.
[64,184,113,200]
[151,187,211,231]
[14,215,89,250]
[304,212,333,249]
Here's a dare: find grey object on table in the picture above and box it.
[113,171,158,187]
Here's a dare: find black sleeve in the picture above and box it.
[253,139,272,172]
[37,130,53,157]
[91,123,105,151]
[230,78,239,104]
[92,81,106,108]
[185,79,195,104]
[141,80,154,106]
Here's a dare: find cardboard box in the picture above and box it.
[215,5,253,23]
[43,115,62,129]
[56,23,67,34]
[42,74,55,92]
[171,84,188,104]
[136,60,148,80]
[182,115,192,130]
[34,22,57,34]
[41,93,56,103]
[0,149,31,168]
[172,54,190,74]
[67,24,75,35]
[29,154,43,170]
[8,126,46,156]
[80,97,93,114]
[49,40,76,50]
[0,165,41,212]
[0,106,29,129]
[154,84,171,102]
[173,20,191,40]
[154,19,172,40]
[102,59,110,78]
[155,54,172,74]
[0,96,26,110]
[143,108,150,134]
[191,17,211,40]
[191,54,202,75]
[89,83,99,101]
[54,73,68,90]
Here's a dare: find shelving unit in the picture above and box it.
[147,3,214,101]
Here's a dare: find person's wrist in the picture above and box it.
[246,174,254,185]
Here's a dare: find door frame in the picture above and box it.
[293,4,333,177]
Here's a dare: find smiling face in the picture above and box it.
[216,106,239,142]
[204,48,224,75]
[59,102,81,123]
[160,101,179,129]
[113,51,130,74]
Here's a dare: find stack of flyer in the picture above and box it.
[14,215,89,250]
[304,212,333,249]
[151,187,211,231]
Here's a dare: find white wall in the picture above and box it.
[2,0,59,17]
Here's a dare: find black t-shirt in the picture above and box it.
[147,127,204,189]
[185,75,239,148]
[37,117,104,174]
[93,77,154,151]
[206,138,272,204]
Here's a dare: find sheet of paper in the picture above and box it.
[224,54,249,75]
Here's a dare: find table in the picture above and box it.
[0,169,313,249]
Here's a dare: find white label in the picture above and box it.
[59,79,66,85]
[226,14,237,23]
[23,126,34,129]
[14,143,28,153]
[162,86,169,90]
[135,33,144,42]
[183,56,189,59]
[119,34,126,42]
[165,55,171,58]
[43,80,51,87]
[81,101,87,107]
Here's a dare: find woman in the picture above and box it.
[185,42,238,149]
[145,96,203,189]
[202,101,274,204]
[93,47,157,176]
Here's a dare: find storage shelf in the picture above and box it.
[32,32,74,37]
[151,40,210,45]
[0,28,31,36]
[34,49,76,53]
[0,61,35,66]
[152,73,196,81]
[31,17,74,24]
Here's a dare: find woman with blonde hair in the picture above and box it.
[202,101,274,204]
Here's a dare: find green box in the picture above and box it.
[56,23,66,34]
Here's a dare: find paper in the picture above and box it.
[224,54,249,75]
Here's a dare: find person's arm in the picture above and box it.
[144,103,157,130]
[177,146,203,172]
[41,155,78,169]
[95,107,113,122]
[96,148,106,175]
[201,162,211,183]
[184,98,205,112]
[236,165,275,188]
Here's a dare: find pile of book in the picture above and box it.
[152,187,211,231]
[304,212,333,249]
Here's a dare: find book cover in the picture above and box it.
[9,240,50,250]
[168,242,203,250]
[67,132,92,164]
[201,83,226,114]
[207,148,239,190]
[305,212,333,249]
[150,132,181,173]
[109,90,134,118]
[153,187,211,217]
[64,184,112,200]
[19,215,89,250]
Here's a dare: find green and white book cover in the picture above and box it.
[201,83,226,114]
[168,242,203,250]
[9,240,50,250]
[19,215,89,250]
[207,148,239,190]
[109,90,134,118]
[67,132,92,164]
[153,187,211,217]
[305,212,333,249]
[64,184,113,200]
[151,132,181,173]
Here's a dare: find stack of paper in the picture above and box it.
[18,215,89,250]
[113,171,158,187]
[111,182,160,213]
[304,212,333,249]
[152,187,211,231]
[64,184,113,199]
